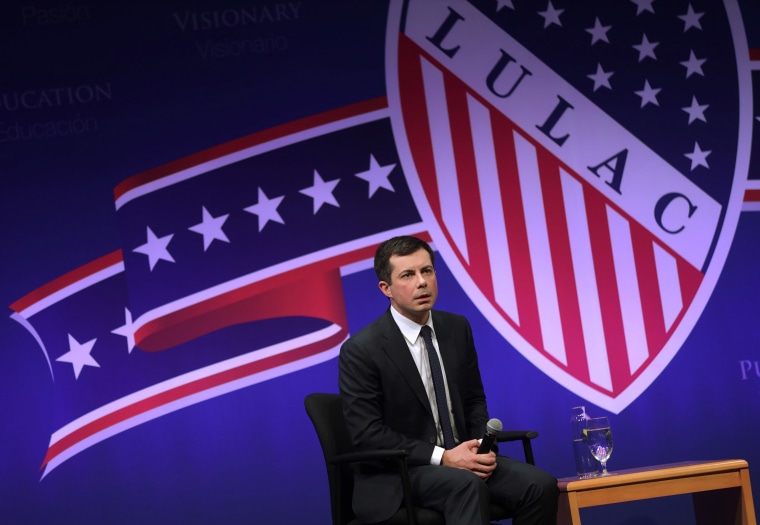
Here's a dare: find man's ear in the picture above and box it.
[378,280,392,299]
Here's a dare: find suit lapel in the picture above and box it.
[432,316,458,383]
[432,316,466,436]
[378,310,434,416]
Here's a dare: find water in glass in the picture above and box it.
[586,417,613,476]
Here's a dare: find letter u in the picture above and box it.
[486,50,532,98]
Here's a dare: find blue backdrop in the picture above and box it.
[2,1,759,523]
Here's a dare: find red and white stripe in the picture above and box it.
[401,51,704,396]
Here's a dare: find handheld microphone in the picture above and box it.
[477,418,503,454]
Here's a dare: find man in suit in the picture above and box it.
[339,235,558,524]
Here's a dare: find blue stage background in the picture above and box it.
[2,1,759,523]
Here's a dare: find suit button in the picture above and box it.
[429,436,436,444]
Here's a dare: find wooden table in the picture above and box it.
[557,459,756,525]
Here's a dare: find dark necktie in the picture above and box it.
[420,325,456,450]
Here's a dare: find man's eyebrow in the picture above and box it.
[397,265,433,274]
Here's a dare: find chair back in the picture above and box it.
[305,393,357,525]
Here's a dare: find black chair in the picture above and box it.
[304,393,539,525]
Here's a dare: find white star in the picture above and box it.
[630,0,655,15]
[57,334,99,379]
[685,142,711,170]
[188,206,230,251]
[678,4,704,32]
[587,63,614,92]
[586,17,611,45]
[495,0,515,11]
[244,187,285,231]
[634,80,661,108]
[680,50,706,78]
[632,34,659,62]
[300,170,340,214]
[133,226,175,271]
[355,155,396,198]
[111,308,136,354]
[538,1,564,28]
[682,96,708,124]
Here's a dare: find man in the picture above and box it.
[339,235,558,524]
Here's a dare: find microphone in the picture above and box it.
[477,418,503,454]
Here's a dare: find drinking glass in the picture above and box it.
[586,417,613,476]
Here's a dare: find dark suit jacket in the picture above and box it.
[338,308,490,523]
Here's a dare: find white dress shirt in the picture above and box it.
[389,307,460,465]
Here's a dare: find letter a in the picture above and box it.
[588,149,628,195]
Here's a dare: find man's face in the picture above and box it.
[379,247,438,325]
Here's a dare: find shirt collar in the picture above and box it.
[389,306,434,344]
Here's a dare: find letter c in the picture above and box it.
[654,192,697,234]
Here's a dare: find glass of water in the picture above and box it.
[586,417,613,476]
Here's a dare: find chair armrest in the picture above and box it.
[497,430,539,441]
[496,430,539,465]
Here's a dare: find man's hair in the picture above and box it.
[374,236,435,283]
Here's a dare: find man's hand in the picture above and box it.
[441,439,497,480]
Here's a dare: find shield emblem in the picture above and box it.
[385,0,751,412]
